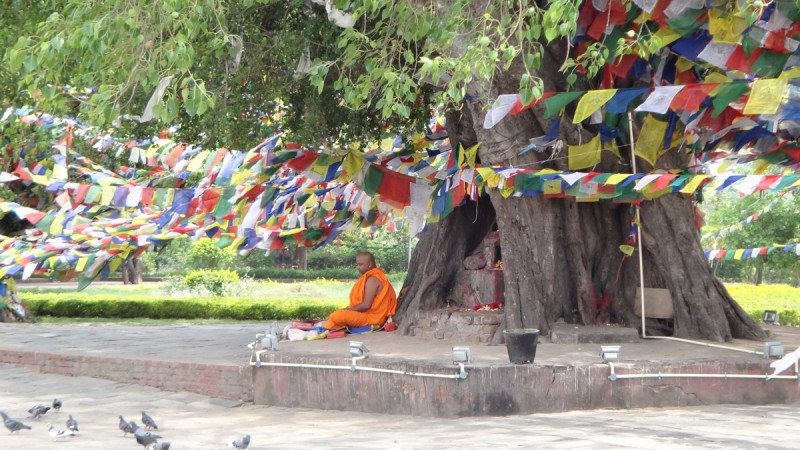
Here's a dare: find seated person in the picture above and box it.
[322,251,397,331]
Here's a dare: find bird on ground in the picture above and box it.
[119,415,138,436]
[47,423,75,441]
[1,411,32,433]
[52,398,62,412]
[229,434,251,449]
[141,410,158,430]
[146,443,171,450]
[28,404,50,419]
[66,414,79,432]
[134,427,162,448]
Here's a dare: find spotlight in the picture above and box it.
[763,341,785,359]
[263,333,279,351]
[600,345,621,362]
[452,346,472,364]
[349,341,369,358]
[763,310,780,325]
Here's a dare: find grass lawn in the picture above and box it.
[14,279,800,326]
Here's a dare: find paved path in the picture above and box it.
[0,363,798,450]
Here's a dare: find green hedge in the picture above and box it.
[728,284,800,326]
[237,267,359,280]
[23,293,341,320]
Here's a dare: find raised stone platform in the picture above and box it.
[0,323,798,417]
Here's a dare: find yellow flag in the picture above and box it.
[653,26,681,48]
[52,164,68,180]
[573,90,617,123]
[186,150,210,172]
[679,175,710,194]
[743,79,787,115]
[709,10,747,44]
[635,115,668,167]
[605,174,629,185]
[568,135,602,171]
[339,152,364,182]
[101,186,116,205]
[461,143,481,168]
[476,168,502,188]
[733,249,745,260]
[779,67,800,81]
[543,179,562,194]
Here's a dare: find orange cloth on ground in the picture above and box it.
[323,267,397,330]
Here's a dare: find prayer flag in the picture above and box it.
[743,78,787,115]
[573,90,617,123]
[544,92,584,119]
[635,115,668,167]
[568,135,602,171]
[635,86,684,114]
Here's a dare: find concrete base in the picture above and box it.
[1,323,799,418]
[251,356,799,417]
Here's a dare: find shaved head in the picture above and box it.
[356,252,376,274]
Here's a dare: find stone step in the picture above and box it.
[549,323,640,344]
[410,327,493,344]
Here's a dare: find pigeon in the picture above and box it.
[52,398,62,412]
[119,415,138,436]
[28,404,50,419]
[66,414,79,432]
[134,427,162,448]
[146,443,171,450]
[1,411,32,433]
[141,410,158,430]
[229,434,251,449]
[47,423,75,441]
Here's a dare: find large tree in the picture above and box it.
[2,0,775,340]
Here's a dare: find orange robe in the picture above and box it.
[323,267,397,330]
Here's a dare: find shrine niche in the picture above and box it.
[405,225,505,344]
[451,228,504,310]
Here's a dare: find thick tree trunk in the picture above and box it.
[295,247,307,270]
[121,257,143,285]
[395,38,766,343]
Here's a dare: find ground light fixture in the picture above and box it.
[763,310,780,325]
[452,346,472,364]
[452,346,472,379]
[600,345,621,362]
[763,341,785,359]
[349,341,369,371]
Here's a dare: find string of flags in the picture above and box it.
[705,243,800,261]
[3,0,800,286]
[700,194,787,241]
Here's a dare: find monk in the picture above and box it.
[322,251,397,330]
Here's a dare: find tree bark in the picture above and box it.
[295,247,308,270]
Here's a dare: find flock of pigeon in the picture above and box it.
[1,398,252,449]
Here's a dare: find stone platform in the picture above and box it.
[0,321,799,417]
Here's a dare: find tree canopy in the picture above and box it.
[1,0,799,339]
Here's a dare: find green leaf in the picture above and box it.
[566,73,577,86]
[395,103,410,118]
[519,87,535,107]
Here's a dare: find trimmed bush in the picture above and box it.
[184,269,240,295]
[22,293,341,320]
[237,267,359,280]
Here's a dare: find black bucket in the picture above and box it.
[503,328,540,364]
